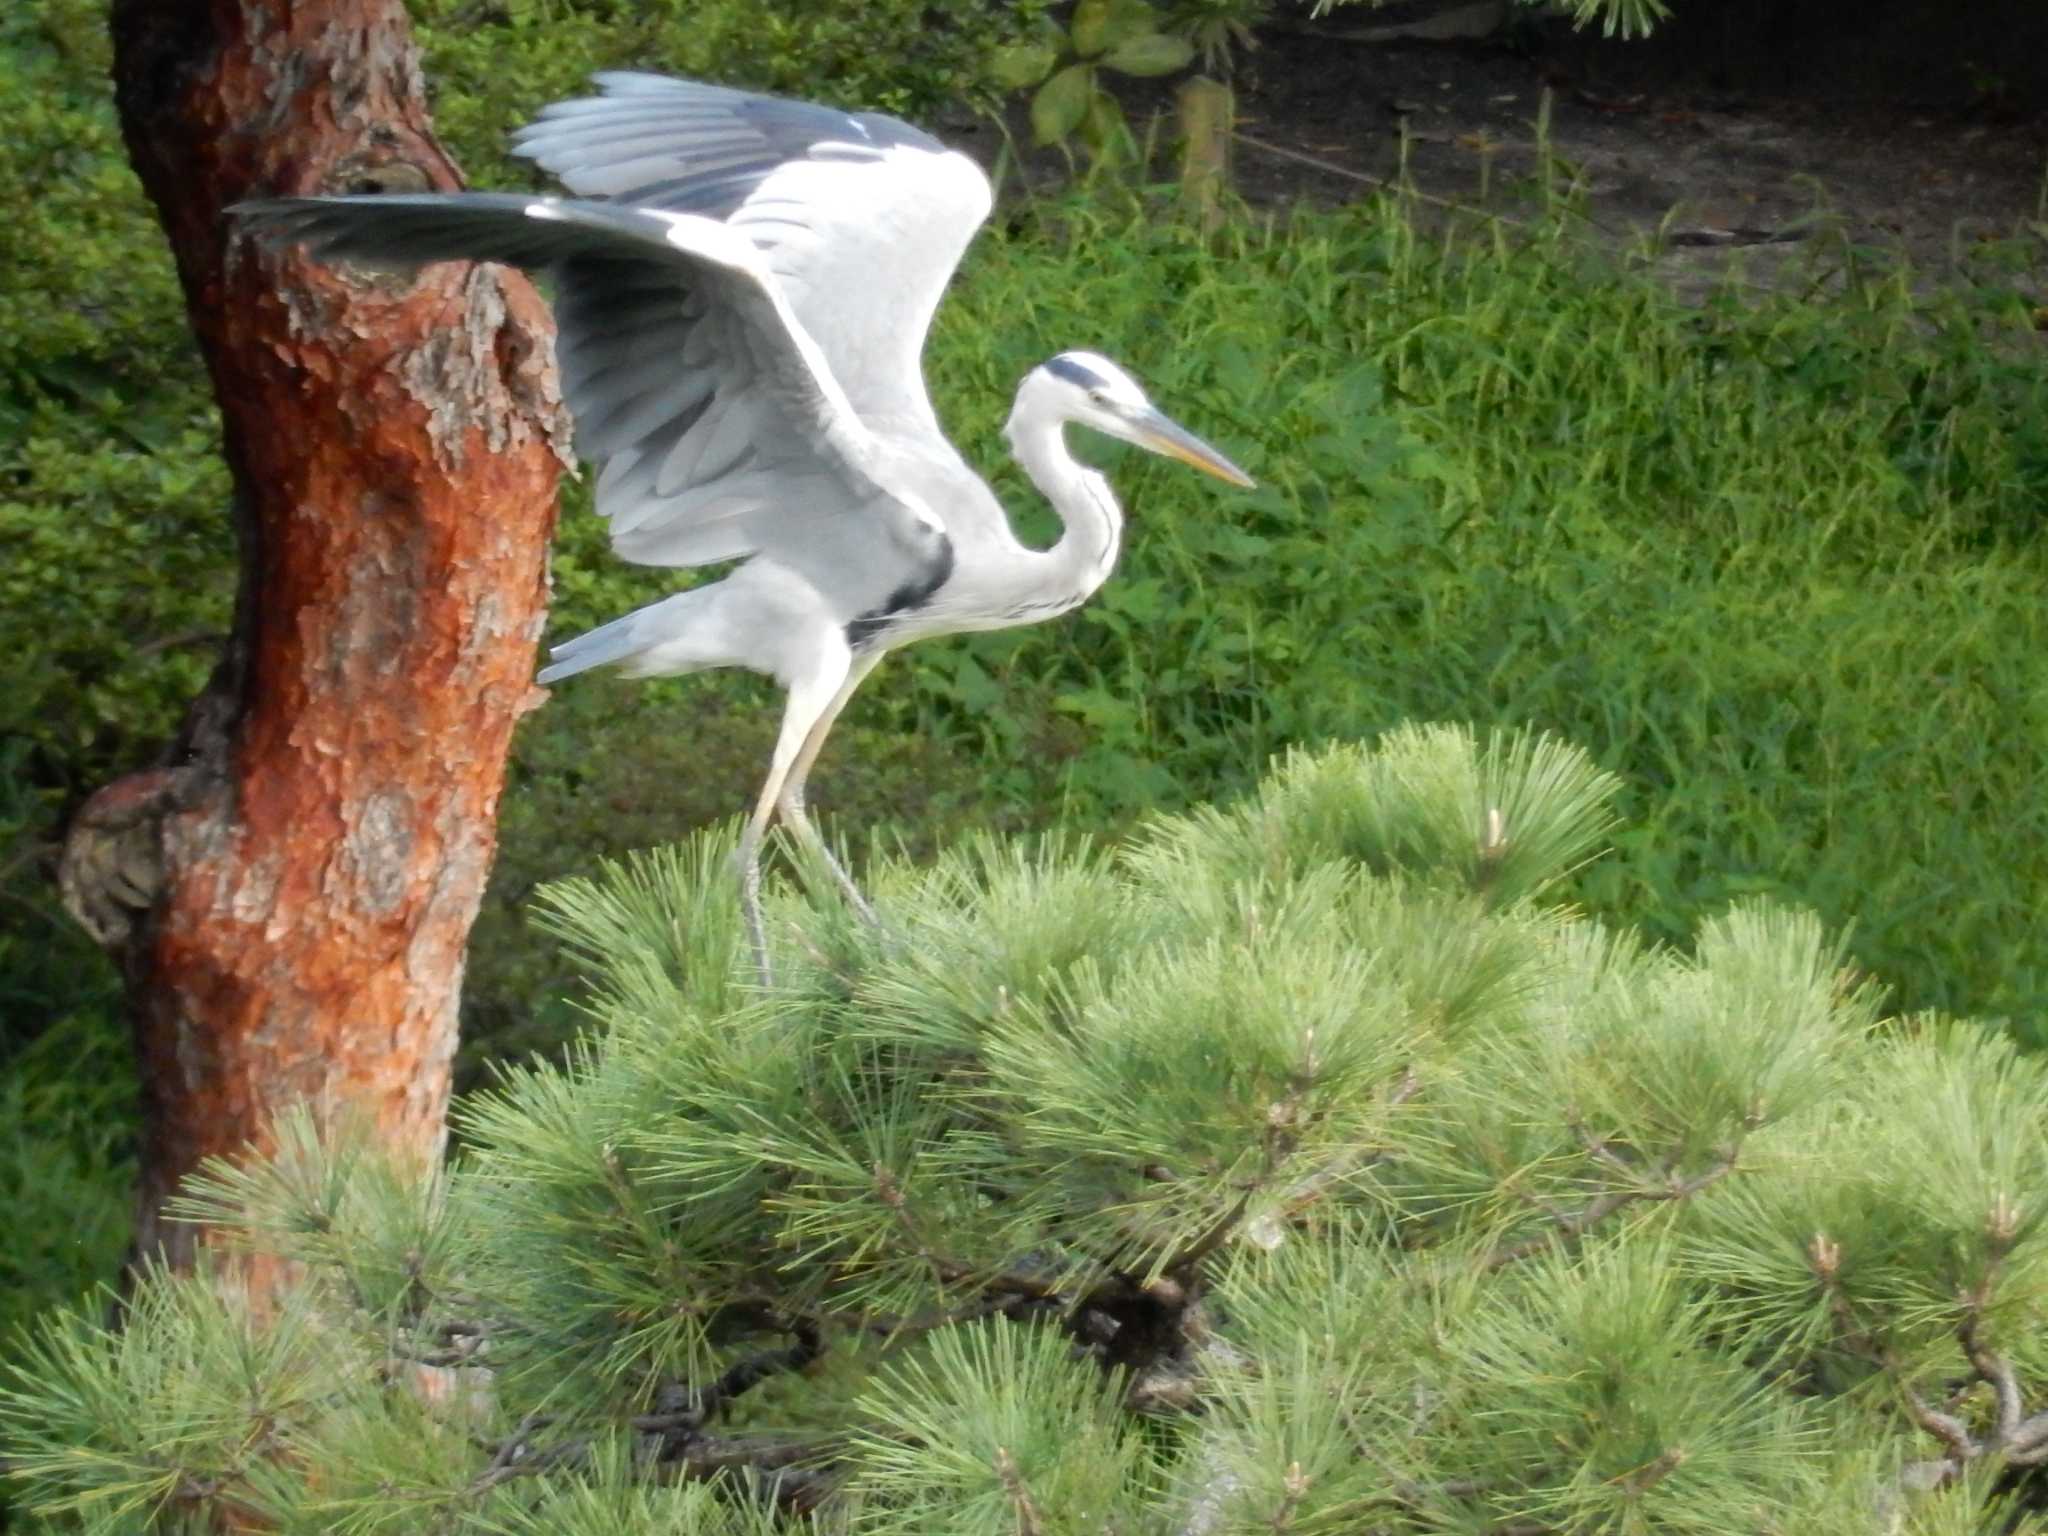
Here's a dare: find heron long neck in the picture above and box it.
[999,410,1124,620]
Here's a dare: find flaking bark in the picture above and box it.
[66,0,570,1277]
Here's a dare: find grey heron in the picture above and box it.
[237,73,1253,980]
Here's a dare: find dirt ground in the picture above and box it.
[980,16,2048,298]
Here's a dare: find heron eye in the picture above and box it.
[1088,389,1108,404]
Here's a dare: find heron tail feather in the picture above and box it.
[536,610,654,684]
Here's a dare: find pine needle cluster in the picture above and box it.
[5,724,2045,1534]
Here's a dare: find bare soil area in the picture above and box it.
[983,19,2048,299]
[1246,27,2042,283]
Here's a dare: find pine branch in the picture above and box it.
[1617,1447,1686,1497]
[470,1419,844,1506]
[395,1317,498,1369]
[1268,1461,1311,1532]
[655,1430,843,1512]
[1821,1229,2047,1474]
[656,1319,823,1422]
[2007,1414,2048,1465]
[1958,1316,2023,1445]
[469,1411,566,1494]
[1571,1121,1645,1180]
[1165,1187,1260,1276]
[1951,1221,2046,1463]
[1163,1081,1314,1276]
[1822,1263,2041,1474]
[1483,1141,1739,1270]
[1811,1239,1984,1467]
[1484,1188,1642,1270]
[1225,1068,1428,1252]
[845,1291,1027,1341]
[994,1446,1043,1536]
[1901,1386,1979,1463]
[870,1162,1070,1305]
[467,1325,828,1500]
[1340,1409,1499,1511]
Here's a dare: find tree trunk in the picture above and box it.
[61,0,569,1276]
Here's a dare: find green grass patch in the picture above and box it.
[514,188,2048,1041]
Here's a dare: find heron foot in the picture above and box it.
[778,799,880,928]
[813,841,881,928]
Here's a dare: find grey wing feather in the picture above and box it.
[512,74,992,433]
[233,192,942,610]
[534,604,651,683]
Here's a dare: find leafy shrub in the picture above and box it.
[0,4,228,1186]
[0,1015,134,1340]
[414,0,1045,190]
[992,0,1197,158]
[0,3,233,811]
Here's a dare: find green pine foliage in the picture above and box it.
[7,729,2046,1534]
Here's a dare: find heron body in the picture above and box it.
[235,74,1253,978]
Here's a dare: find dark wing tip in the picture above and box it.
[227,196,311,223]
[225,197,329,248]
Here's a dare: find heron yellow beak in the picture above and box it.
[1131,407,1256,488]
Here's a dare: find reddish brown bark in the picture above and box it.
[61,0,569,1273]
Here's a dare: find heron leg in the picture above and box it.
[775,653,883,924]
[738,649,853,985]
[735,809,774,986]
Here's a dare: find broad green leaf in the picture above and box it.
[1100,31,1194,77]
[987,40,1058,90]
[1081,90,1131,159]
[1073,0,1159,56]
[1069,0,1115,56]
[1102,0,1165,50]
[1031,63,1094,145]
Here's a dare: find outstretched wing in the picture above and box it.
[235,193,947,598]
[512,74,992,434]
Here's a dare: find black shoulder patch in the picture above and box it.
[1044,355,1106,392]
[845,534,957,650]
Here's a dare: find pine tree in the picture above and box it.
[6,724,2046,1534]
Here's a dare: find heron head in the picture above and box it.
[1031,351,1255,488]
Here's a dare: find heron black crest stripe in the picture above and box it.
[1045,355,1108,392]
[845,535,956,649]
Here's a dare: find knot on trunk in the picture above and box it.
[59,767,191,949]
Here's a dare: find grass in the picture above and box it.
[503,183,2048,1046]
